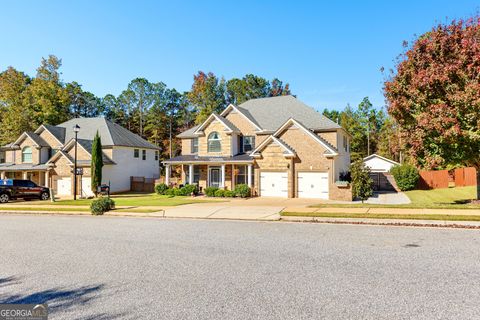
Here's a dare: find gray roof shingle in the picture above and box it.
[237,95,341,131]
[163,153,253,163]
[57,117,159,149]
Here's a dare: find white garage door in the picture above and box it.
[81,177,95,197]
[297,172,329,199]
[57,177,71,196]
[260,172,288,198]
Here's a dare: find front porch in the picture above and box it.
[164,163,255,194]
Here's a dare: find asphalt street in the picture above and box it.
[0,214,479,319]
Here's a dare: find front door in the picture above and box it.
[209,167,220,187]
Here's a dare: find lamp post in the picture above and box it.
[73,124,80,200]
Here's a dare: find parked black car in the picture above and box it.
[0,179,50,203]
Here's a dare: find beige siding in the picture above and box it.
[318,131,337,147]
[181,139,192,155]
[198,120,232,157]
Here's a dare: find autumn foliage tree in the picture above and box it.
[384,17,480,169]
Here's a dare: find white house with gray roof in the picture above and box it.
[0,117,160,197]
[165,95,352,200]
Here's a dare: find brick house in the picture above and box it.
[0,117,160,197]
[164,96,352,200]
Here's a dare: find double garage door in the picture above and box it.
[260,171,329,199]
[56,177,94,197]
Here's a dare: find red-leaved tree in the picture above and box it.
[384,17,480,169]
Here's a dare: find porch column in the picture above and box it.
[0,171,5,180]
[44,171,49,188]
[220,164,225,188]
[165,165,170,185]
[247,164,253,188]
[188,164,194,185]
[23,171,28,179]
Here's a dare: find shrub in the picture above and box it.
[224,190,236,197]
[90,197,115,215]
[164,188,175,196]
[182,184,198,196]
[174,188,184,196]
[234,184,251,198]
[214,189,225,197]
[390,164,419,191]
[351,159,373,202]
[205,187,219,197]
[155,183,169,195]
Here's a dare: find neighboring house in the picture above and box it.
[363,154,399,172]
[0,117,160,197]
[363,154,400,191]
[164,95,352,200]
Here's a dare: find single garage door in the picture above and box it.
[56,177,71,196]
[81,177,95,198]
[260,172,288,197]
[297,172,329,199]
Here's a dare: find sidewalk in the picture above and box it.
[283,206,480,215]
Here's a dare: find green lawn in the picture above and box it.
[28,193,223,207]
[310,186,479,209]
[281,211,480,221]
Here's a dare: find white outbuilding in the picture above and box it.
[363,154,399,172]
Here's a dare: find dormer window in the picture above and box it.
[208,132,221,152]
[22,146,32,163]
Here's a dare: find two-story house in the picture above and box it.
[164,95,352,200]
[0,117,160,197]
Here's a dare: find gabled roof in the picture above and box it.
[220,104,263,131]
[13,132,50,148]
[237,95,341,131]
[363,154,400,166]
[272,118,338,156]
[56,117,159,149]
[250,136,296,158]
[35,124,65,146]
[193,113,240,135]
[47,138,115,165]
[177,125,200,138]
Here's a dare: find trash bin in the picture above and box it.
[98,184,110,196]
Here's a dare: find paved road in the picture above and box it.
[1,215,479,320]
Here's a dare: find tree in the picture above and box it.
[187,71,226,124]
[0,67,33,144]
[350,159,373,202]
[67,82,104,118]
[91,131,103,196]
[269,78,291,96]
[384,17,480,169]
[226,74,270,105]
[27,55,70,125]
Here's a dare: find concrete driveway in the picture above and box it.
[164,203,283,220]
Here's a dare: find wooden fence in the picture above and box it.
[417,167,477,190]
[417,170,450,189]
[130,176,155,193]
[454,167,477,187]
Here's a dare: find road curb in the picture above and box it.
[281,216,480,229]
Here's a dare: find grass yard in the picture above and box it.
[311,186,480,209]
[27,193,224,207]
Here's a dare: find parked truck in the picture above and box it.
[0,179,50,203]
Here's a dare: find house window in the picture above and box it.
[0,151,5,163]
[191,138,199,154]
[185,165,200,184]
[207,132,221,152]
[155,151,159,161]
[134,149,139,158]
[22,146,32,163]
[241,136,255,153]
[142,150,146,160]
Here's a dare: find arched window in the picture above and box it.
[208,132,221,152]
[22,146,32,163]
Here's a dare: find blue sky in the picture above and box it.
[1,0,478,111]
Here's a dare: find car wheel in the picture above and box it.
[0,193,10,203]
[40,192,50,201]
